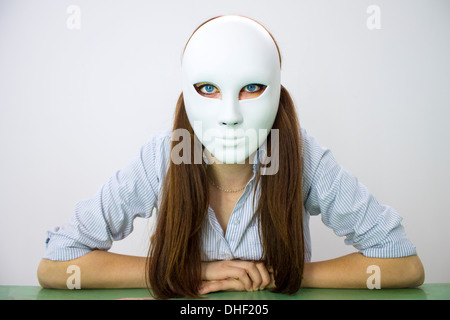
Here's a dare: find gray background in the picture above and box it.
[0,0,449,286]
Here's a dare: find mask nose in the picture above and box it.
[218,96,243,127]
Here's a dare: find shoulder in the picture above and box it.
[300,127,330,168]
[299,127,337,195]
[138,128,173,178]
[149,127,173,146]
[142,128,172,156]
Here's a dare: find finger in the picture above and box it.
[201,261,253,291]
[228,261,262,291]
[267,268,276,289]
[255,262,271,290]
[243,262,262,291]
[226,266,253,291]
[199,279,246,295]
[202,260,256,291]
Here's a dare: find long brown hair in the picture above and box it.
[146,17,304,299]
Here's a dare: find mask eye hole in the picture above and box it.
[239,84,267,100]
[194,82,221,99]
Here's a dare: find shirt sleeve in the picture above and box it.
[43,133,164,261]
[301,128,417,258]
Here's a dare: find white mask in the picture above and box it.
[181,16,281,164]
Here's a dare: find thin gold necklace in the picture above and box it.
[207,175,248,193]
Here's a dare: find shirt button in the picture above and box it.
[234,219,240,225]
[223,254,233,260]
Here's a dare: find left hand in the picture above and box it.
[198,260,274,294]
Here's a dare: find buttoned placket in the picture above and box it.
[206,161,260,260]
[204,144,266,260]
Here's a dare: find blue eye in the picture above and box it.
[194,82,220,98]
[246,84,258,92]
[239,84,267,100]
[244,84,267,93]
[204,85,215,93]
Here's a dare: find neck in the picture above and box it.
[205,153,254,191]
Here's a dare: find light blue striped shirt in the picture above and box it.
[43,128,417,262]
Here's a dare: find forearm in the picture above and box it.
[37,250,147,289]
[301,252,424,289]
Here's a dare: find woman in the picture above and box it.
[37,15,424,299]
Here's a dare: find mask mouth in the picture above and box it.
[222,135,244,140]
[222,129,245,139]
[215,136,246,148]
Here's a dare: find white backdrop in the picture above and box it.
[0,0,449,286]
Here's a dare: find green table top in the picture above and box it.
[1,284,449,300]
